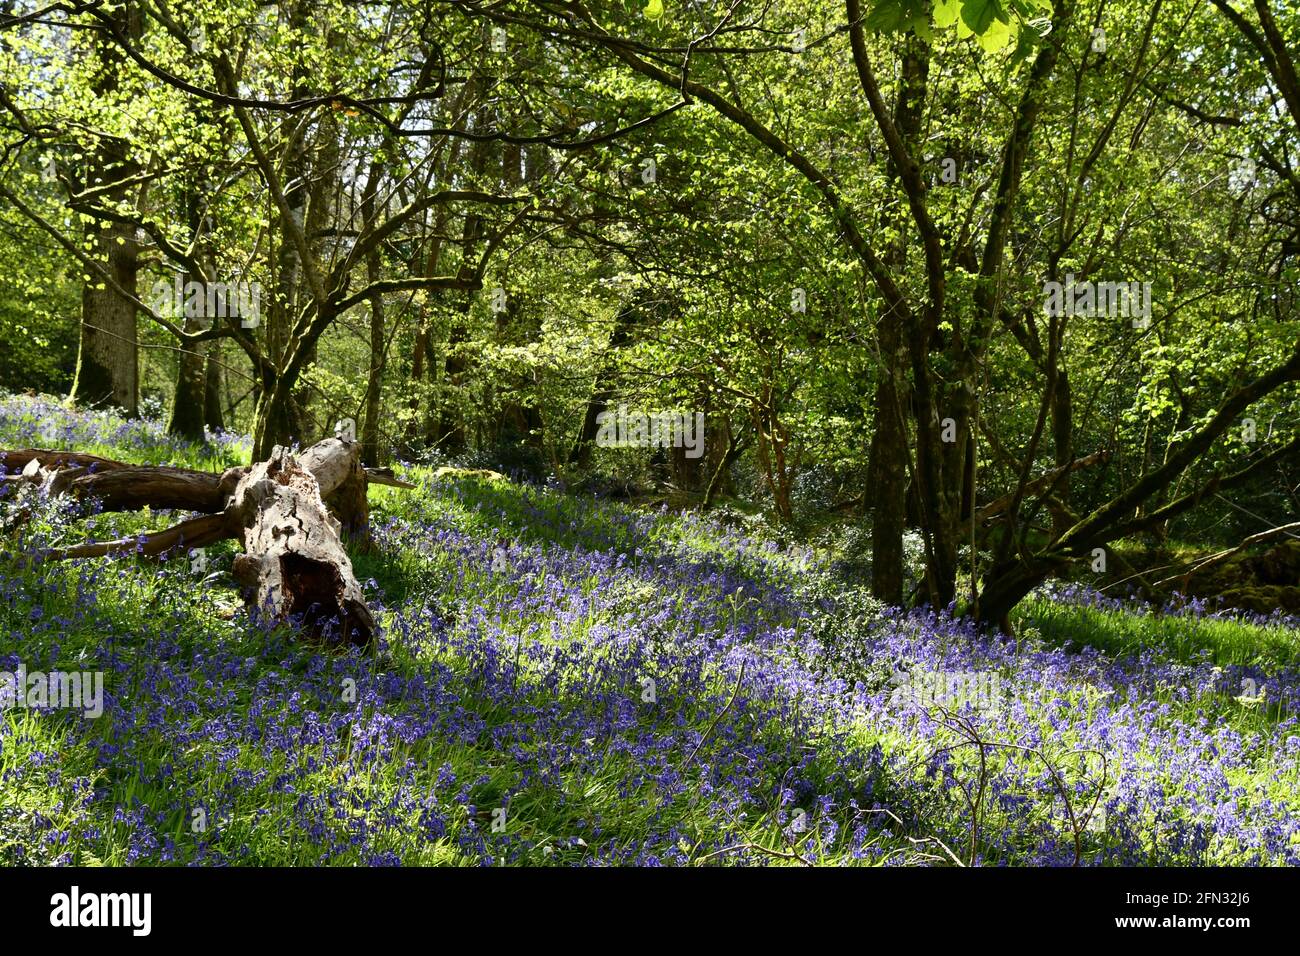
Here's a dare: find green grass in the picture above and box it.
[1017,594,1300,670]
[5,395,1300,866]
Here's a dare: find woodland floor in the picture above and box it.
[2,393,1299,866]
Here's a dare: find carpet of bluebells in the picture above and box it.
[2,393,1299,866]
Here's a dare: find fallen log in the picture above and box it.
[229,445,375,644]
[0,449,130,473]
[1,439,401,646]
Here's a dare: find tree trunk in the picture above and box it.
[360,173,387,467]
[5,438,396,644]
[867,326,908,606]
[1050,371,1074,537]
[72,219,139,416]
[361,291,386,467]
[203,340,225,432]
[229,444,373,643]
[570,300,637,467]
[976,556,1069,633]
[436,86,492,455]
[703,417,745,508]
[169,318,209,440]
[866,35,929,607]
[69,1,140,418]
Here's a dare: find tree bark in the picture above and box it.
[360,168,387,468]
[69,2,141,418]
[867,322,908,606]
[229,444,374,643]
[203,339,225,432]
[4,438,397,644]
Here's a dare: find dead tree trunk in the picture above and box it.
[228,445,374,643]
[1,439,411,645]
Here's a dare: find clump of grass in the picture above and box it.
[1017,588,1300,670]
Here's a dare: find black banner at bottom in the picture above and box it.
[0,865,1288,943]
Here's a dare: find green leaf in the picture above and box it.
[977,17,1014,50]
[961,0,1003,34]
[935,0,962,28]
[865,0,911,32]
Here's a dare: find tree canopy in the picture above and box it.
[1,0,1297,623]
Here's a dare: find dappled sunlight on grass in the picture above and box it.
[3,399,1300,866]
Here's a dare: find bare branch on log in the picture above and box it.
[1155,520,1300,589]
[365,467,417,489]
[2,439,404,645]
[47,513,234,561]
